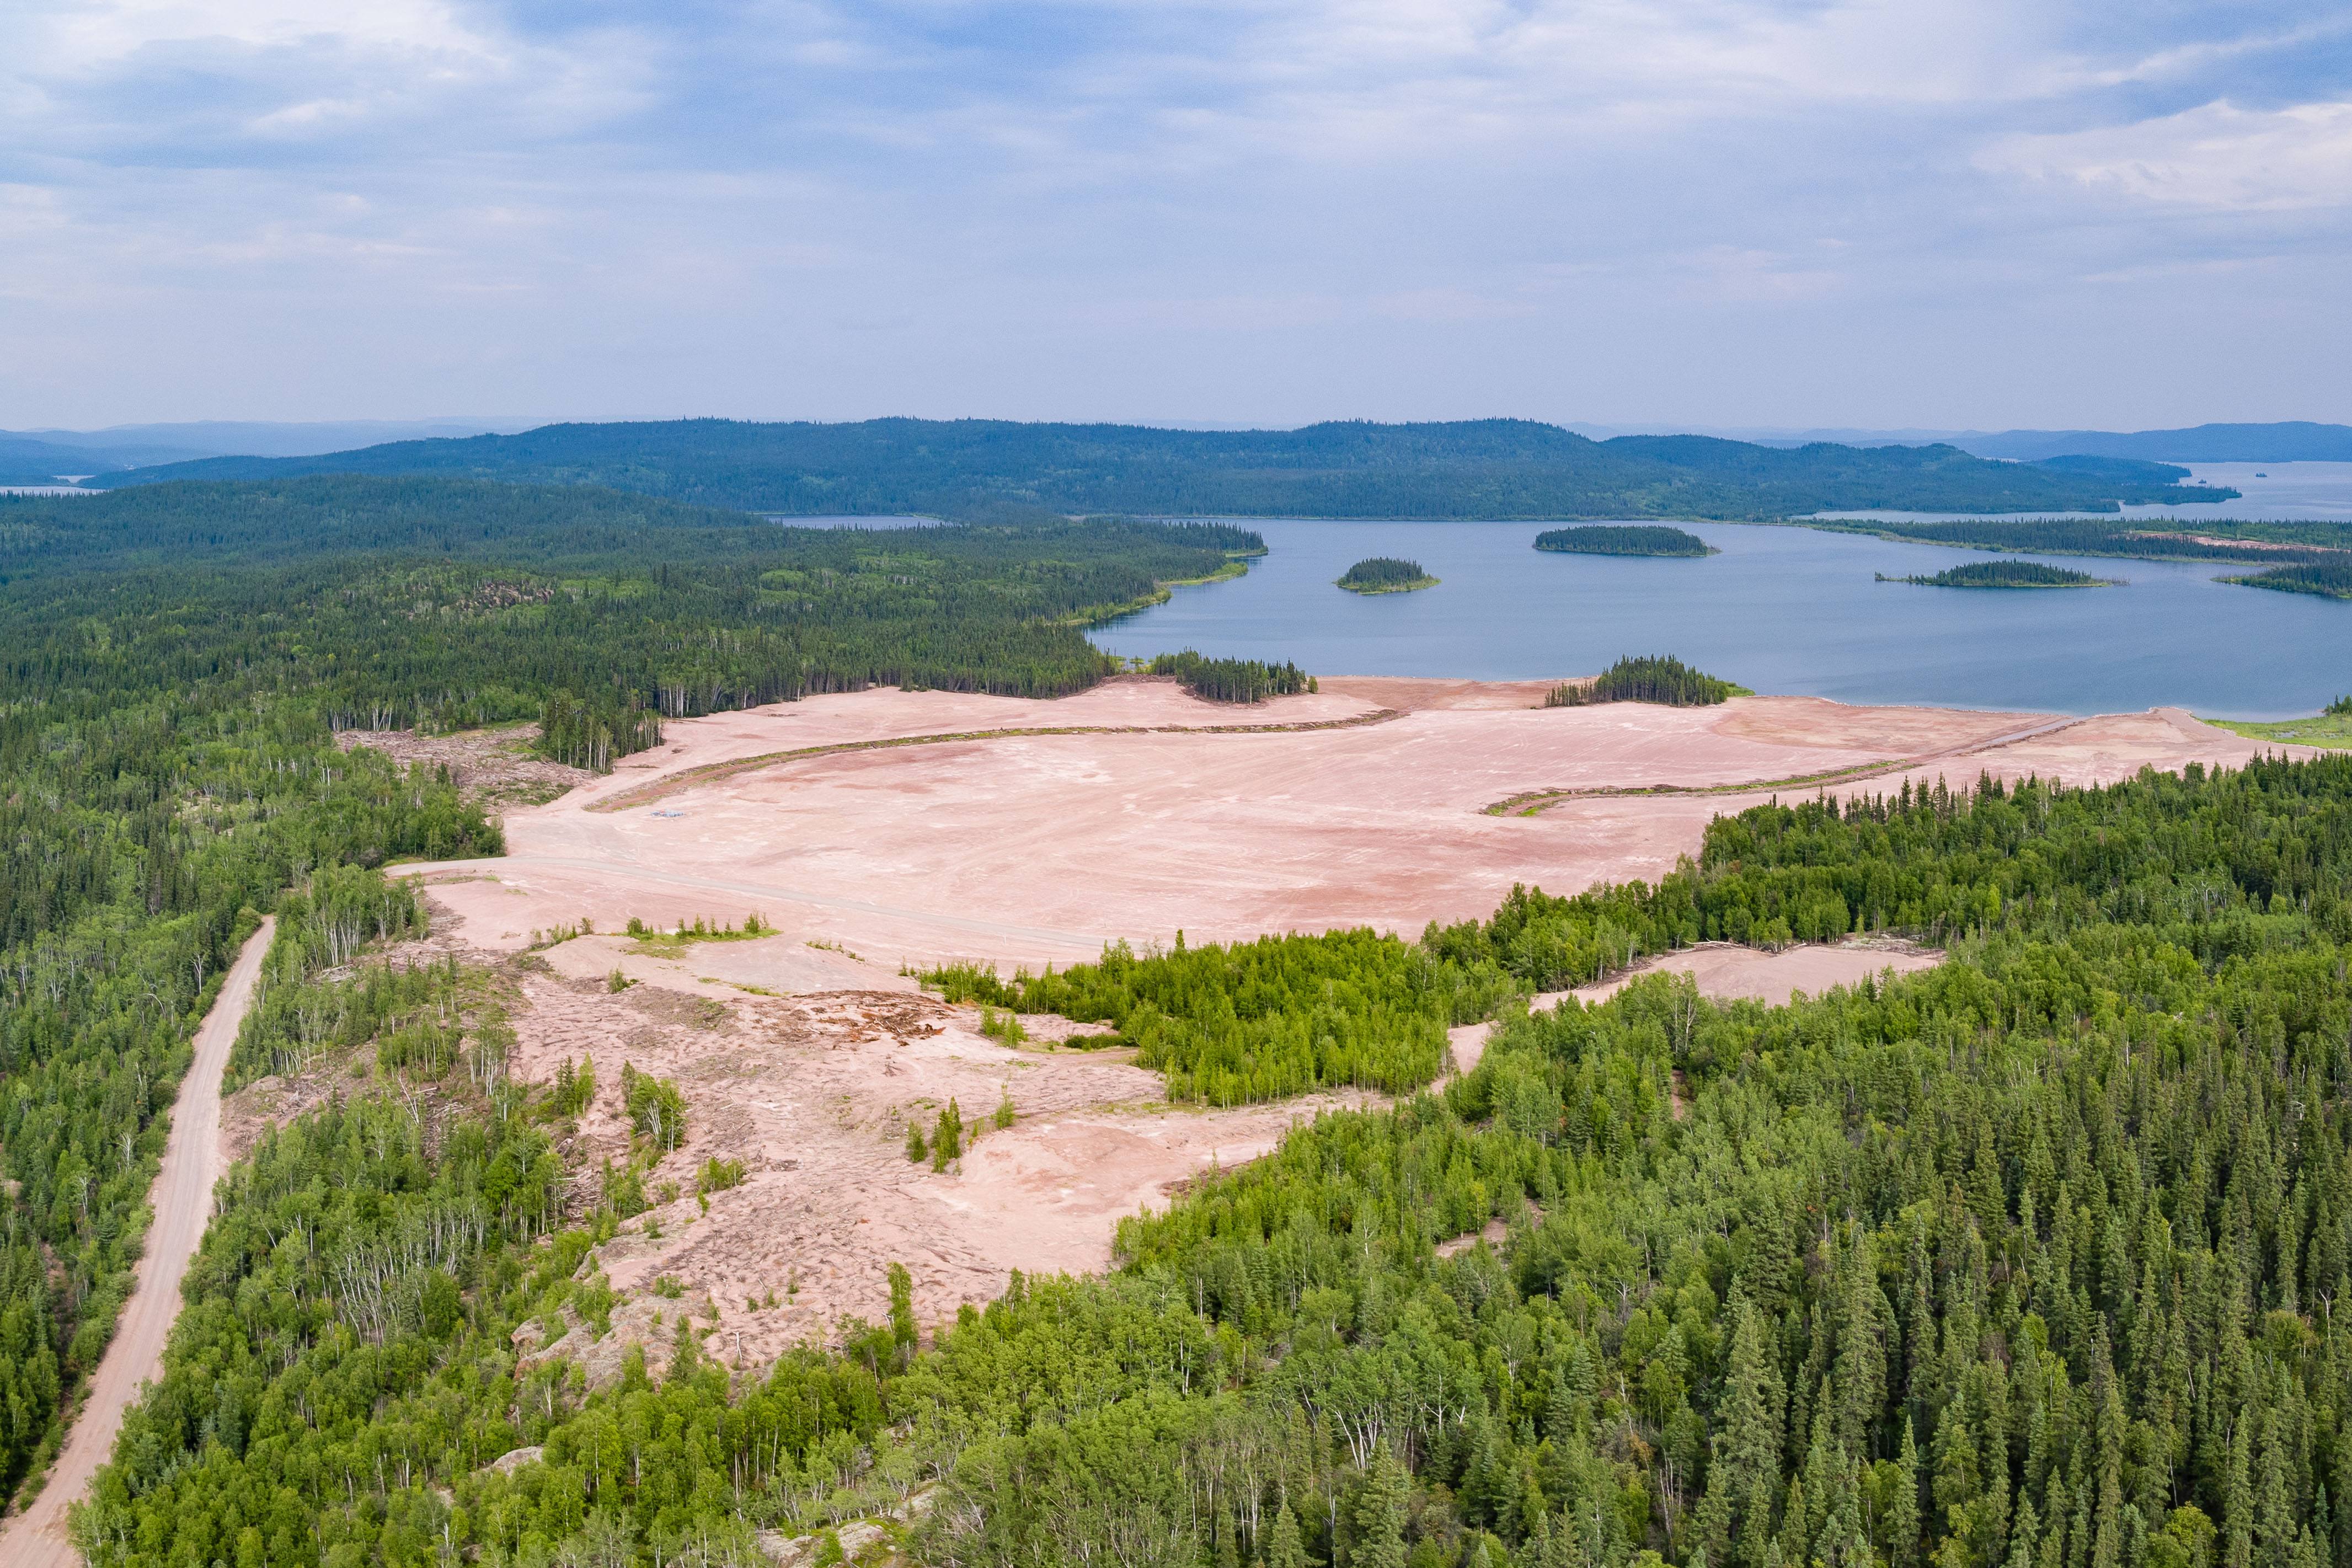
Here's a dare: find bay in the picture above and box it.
[1088,518,2349,719]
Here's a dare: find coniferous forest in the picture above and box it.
[1534,527,1718,558]
[0,481,1270,1517]
[71,419,2238,520]
[54,752,2352,1568]
[1,472,2348,1568]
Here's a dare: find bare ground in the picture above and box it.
[298,680,2318,1362]
[336,723,597,811]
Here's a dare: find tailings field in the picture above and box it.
[404,675,2306,975]
[356,677,2314,1340]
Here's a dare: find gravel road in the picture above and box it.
[0,918,274,1568]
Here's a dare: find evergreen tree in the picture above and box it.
[1356,1442,1411,1568]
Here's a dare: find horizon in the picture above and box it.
[15,413,2352,443]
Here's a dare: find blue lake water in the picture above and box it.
[1089,520,2350,719]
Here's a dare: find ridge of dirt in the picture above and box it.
[587,709,1409,812]
[1488,711,2092,815]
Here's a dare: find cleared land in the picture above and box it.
[357,677,2313,1337]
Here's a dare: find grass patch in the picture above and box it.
[2198,699,2352,750]
[623,912,774,955]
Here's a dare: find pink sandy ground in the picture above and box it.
[405,677,2305,977]
[374,678,2309,1348]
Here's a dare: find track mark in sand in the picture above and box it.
[1484,762,1904,815]
[411,857,1110,948]
[587,708,1408,812]
[0,919,274,1568]
[1486,713,2092,816]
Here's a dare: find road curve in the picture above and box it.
[0,918,275,1568]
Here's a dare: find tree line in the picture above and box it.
[1547,656,1742,709]
[1809,517,2351,564]
[2226,561,2352,601]
[1151,651,1316,704]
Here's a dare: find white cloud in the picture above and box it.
[1981,98,2352,212]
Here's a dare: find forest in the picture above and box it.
[1547,657,1744,709]
[74,419,2237,521]
[2225,561,2352,601]
[0,682,496,1503]
[1534,527,1717,557]
[1807,517,2352,564]
[0,487,1302,1514]
[0,482,1280,764]
[1340,559,1440,594]
[1880,563,2112,590]
[60,750,2352,1568]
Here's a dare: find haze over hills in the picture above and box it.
[1572,419,2352,462]
[0,418,544,481]
[77,416,2235,520]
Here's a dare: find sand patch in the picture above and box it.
[486,964,1372,1364]
[391,688,2314,984]
[1444,939,1943,1074]
[1567,938,1941,1007]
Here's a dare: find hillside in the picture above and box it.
[1963,420,2352,463]
[81,417,2233,519]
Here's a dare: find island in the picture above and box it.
[2222,559,2352,600]
[1879,560,2118,588]
[1337,556,1439,594]
[1534,525,1715,556]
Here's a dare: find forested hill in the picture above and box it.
[83,418,2231,519]
[0,474,1230,580]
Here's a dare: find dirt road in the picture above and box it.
[0,918,274,1568]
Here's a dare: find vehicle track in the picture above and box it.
[404,856,1112,948]
[0,919,275,1568]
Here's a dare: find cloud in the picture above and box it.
[1981,97,2352,212]
[0,0,2346,427]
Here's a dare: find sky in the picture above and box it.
[3,0,2348,432]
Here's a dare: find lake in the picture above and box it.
[1089,518,2349,719]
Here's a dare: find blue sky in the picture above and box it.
[3,0,2347,430]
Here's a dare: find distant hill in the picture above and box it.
[0,434,208,478]
[1567,420,2352,463]
[1959,422,2352,463]
[81,418,2231,520]
[7,417,542,461]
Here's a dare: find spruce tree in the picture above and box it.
[1356,1442,1410,1568]
[1891,1415,1923,1568]
[1266,1503,1308,1568]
